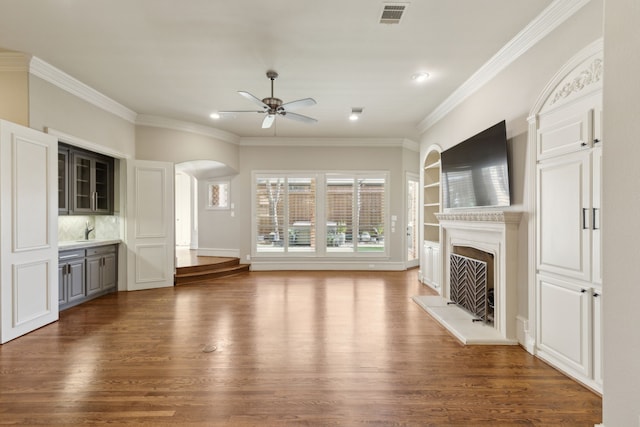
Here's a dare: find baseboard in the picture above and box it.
[516,315,536,354]
[196,248,240,258]
[250,261,406,271]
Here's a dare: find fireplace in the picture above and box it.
[450,246,494,324]
[434,211,522,343]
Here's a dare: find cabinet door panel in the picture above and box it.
[101,253,117,290]
[536,275,591,377]
[537,152,591,281]
[593,290,603,387]
[58,149,69,215]
[537,110,591,160]
[591,147,602,285]
[94,157,111,213]
[432,246,441,289]
[72,153,93,213]
[58,264,67,305]
[86,256,102,296]
[68,259,85,302]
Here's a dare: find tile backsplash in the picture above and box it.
[58,215,121,242]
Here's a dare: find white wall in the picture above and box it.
[419,0,603,345]
[136,125,239,171]
[29,75,135,157]
[216,142,419,265]
[602,0,640,425]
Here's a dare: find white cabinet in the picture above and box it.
[536,274,591,378]
[421,240,441,291]
[535,91,603,392]
[537,149,593,282]
[536,274,602,390]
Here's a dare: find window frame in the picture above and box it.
[252,170,389,259]
[206,180,231,210]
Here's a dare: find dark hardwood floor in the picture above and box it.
[0,269,602,426]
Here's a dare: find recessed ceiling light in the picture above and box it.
[412,72,430,83]
[350,107,363,121]
[209,112,221,120]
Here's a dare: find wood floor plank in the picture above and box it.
[0,269,601,426]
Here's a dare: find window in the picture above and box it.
[207,181,230,209]
[326,175,386,254]
[254,172,387,257]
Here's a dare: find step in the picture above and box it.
[175,263,250,285]
[176,258,240,275]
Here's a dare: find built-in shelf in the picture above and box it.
[423,150,441,244]
[424,160,441,170]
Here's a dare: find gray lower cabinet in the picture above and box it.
[86,246,117,296]
[58,250,86,309]
[59,244,118,310]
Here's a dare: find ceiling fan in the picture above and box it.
[219,71,317,129]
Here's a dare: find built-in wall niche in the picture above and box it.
[423,149,441,243]
[422,148,442,290]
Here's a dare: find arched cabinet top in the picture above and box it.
[530,38,603,118]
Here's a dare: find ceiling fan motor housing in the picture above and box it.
[262,97,283,112]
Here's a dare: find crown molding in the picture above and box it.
[136,114,241,145]
[418,0,592,133]
[29,56,138,123]
[240,137,419,151]
[0,52,30,71]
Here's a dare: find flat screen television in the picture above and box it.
[441,120,511,209]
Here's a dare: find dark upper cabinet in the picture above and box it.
[59,143,114,215]
[58,148,70,215]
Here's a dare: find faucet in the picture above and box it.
[84,221,94,240]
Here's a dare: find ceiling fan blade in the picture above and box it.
[279,97,317,112]
[218,110,265,114]
[262,114,276,128]
[238,91,269,110]
[281,111,318,124]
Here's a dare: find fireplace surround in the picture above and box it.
[433,210,522,344]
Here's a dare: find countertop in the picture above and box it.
[59,239,122,251]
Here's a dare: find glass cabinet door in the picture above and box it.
[94,158,111,213]
[58,149,69,214]
[72,153,93,213]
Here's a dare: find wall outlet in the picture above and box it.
[368,264,375,269]
[246,254,251,261]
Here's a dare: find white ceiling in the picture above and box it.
[0,0,556,141]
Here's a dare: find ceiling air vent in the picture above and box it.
[379,3,408,24]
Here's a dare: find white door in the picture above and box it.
[127,160,175,291]
[406,174,419,268]
[0,121,58,343]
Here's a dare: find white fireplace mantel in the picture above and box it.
[435,211,523,224]
[432,210,523,344]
